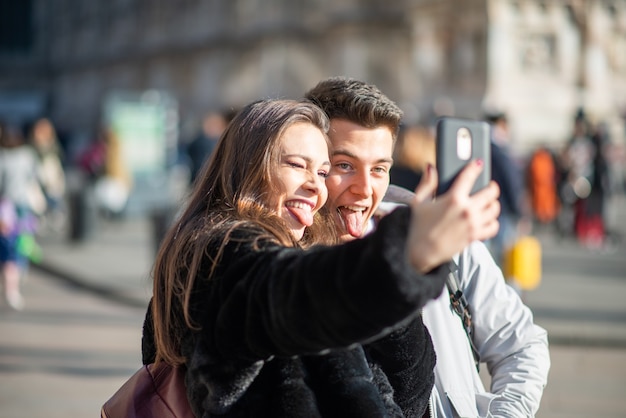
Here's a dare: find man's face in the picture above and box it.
[325,119,394,242]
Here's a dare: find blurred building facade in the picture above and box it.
[1,0,625,156]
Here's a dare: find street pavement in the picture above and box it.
[0,266,144,418]
[1,193,626,417]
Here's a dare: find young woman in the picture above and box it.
[142,99,496,417]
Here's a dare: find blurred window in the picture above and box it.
[0,0,34,53]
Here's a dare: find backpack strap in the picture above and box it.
[446,261,481,371]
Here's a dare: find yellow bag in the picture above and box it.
[503,236,542,291]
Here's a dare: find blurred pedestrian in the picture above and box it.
[78,127,132,218]
[485,112,525,267]
[527,145,560,226]
[389,124,435,190]
[98,128,132,218]
[0,122,43,310]
[0,198,23,310]
[185,110,228,185]
[577,127,610,248]
[560,110,608,247]
[77,128,107,182]
[27,117,67,232]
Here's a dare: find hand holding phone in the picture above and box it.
[435,117,491,196]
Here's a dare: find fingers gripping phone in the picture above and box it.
[435,117,491,196]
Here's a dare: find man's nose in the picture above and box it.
[350,170,372,197]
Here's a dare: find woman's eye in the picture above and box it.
[288,161,305,169]
[318,170,329,178]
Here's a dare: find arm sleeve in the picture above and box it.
[461,241,550,417]
[364,315,436,417]
[204,206,448,362]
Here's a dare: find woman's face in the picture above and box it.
[272,122,330,240]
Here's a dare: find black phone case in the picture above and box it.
[435,117,491,195]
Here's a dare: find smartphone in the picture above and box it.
[435,117,491,196]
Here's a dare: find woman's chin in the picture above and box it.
[288,224,306,241]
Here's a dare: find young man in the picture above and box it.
[305,77,550,418]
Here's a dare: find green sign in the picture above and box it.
[104,90,178,176]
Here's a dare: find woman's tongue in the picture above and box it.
[287,205,314,227]
[339,207,366,237]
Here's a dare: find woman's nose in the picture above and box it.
[305,172,324,193]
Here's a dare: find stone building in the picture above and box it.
[1,0,625,157]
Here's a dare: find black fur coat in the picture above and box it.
[143,207,446,417]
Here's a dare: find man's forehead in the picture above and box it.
[328,118,391,133]
[328,121,393,141]
[330,147,394,165]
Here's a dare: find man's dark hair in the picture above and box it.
[304,76,404,140]
[484,111,507,125]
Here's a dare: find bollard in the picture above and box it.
[68,185,98,242]
[151,205,176,256]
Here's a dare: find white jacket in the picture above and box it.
[422,241,550,418]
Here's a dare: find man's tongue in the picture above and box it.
[287,206,314,227]
[339,207,366,237]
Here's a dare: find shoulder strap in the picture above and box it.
[446,261,481,371]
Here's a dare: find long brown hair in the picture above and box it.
[152,99,337,365]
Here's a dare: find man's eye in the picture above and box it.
[336,163,351,170]
[373,166,389,174]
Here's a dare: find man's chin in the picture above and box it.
[337,229,362,243]
[333,218,357,242]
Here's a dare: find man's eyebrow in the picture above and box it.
[331,149,393,165]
